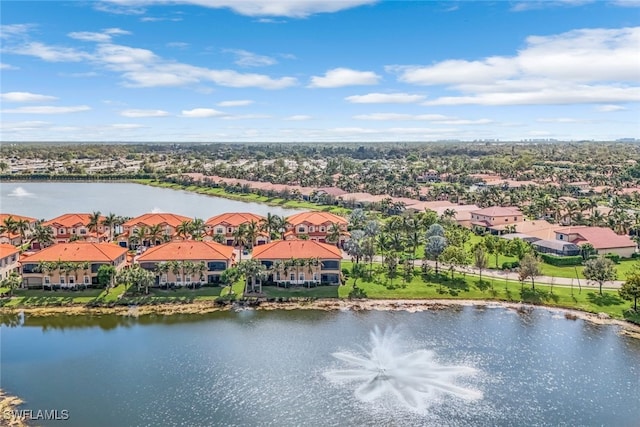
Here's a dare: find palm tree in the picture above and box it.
[30,221,54,248]
[36,261,55,290]
[155,262,170,289]
[326,222,344,248]
[232,224,249,261]
[14,219,30,244]
[190,218,206,240]
[245,219,260,249]
[102,212,118,242]
[211,233,225,244]
[2,272,23,297]
[147,224,163,247]
[176,220,192,241]
[129,226,147,248]
[169,260,182,286]
[260,213,280,242]
[237,259,267,294]
[2,216,18,237]
[88,211,102,237]
[274,215,291,240]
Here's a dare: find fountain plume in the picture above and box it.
[324,326,482,412]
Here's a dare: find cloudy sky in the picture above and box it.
[1,0,638,142]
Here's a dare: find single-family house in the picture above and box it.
[0,214,37,246]
[470,206,524,234]
[532,239,582,256]
[0,244,20,280]
[555,226,637,258]
[20,242,128,288]
[285,211,349,246]
[205,212,266,246]
[43,213,109,244]
[135,241,235,286]
[252,240,342,286]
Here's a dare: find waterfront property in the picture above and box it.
[470,206,524,234]
[20,242,127,288]
[284,211,348,246]
[0,213,36,246]
[120,213,192,248]
[205,212,266,246]
[0,244,20,280]
[43,213,108,244]
[555,226,638,258]
[252,240,342,286]
[135,240,235,286]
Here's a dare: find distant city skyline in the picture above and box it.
[1,1,638,142]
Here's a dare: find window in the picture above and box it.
[84,276,90,284]
[290,273,295,281]
[309,226,314,232]
[321,260,340,270]
[227,227,233,233]
[69,276,75,284]
[559,235,564,240]
[299,273,304,281]
[320,227,325,232]
[185,275,191,283]
[60,277,65,284]
[59,228,65,234]
[176,275,182,283]
[298,227,305,233]
[216,228,224,234]
[80,229,87,235]
[161,274,167,283]
[44,276,50,284]
[505,218,508,222]
[514,217,518,221]
[313,273,318,281]
[208,261,227,271]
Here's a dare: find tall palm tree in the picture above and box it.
[190,218,206,240]
[245,219,260,249]
[326,222,344,248]
[176,220,192,241]
[274,215,291,240]
[14,219,30,244]
[2,216,18,237]
[88,211,102,236]
[155,262,170,289]
[147,224,163,247]
[102,212,118,242]
[36,261,55,290]
[232,224,249,261]
[130,226,148,248]
[260,213,280,242]
[30,221,54,248]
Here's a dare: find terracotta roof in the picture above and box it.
[316,187,348,197]
[471,206,522,217]
[0,243,19,258]
[556,226,637,250]
[287,211,347,226]
[136,241,234,262]
[492,219,563,240]
[43,213,105,228]
[205,212,265,227]
[252,240,342,260]
[21,242,127,263]
[0,213,37,223]
[123,213,192,228]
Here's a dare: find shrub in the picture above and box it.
[539,253,584,266]
[501,261,520,270]
[604,253,621,264]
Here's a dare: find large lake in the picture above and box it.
[2,307,639,426]
[0,182,303,219]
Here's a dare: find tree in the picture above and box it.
[260,213,280,242]
[88,211,102,236]
[237,259,267,294]
[580,243,596,260]
[244,219,260,249]
[97,265,116,291]
[30,221,54,248]
[129,226,147,248]
[425,223,445,239]
[343,230,365,263]
[474,245,489,286]
[583,256,617,295]
[176,220,192,241]
[102,212,118,241]
[508,238,531,260]
[36,261,55,290]
[2,272,22,297]
[147,224,163,246]
[220,267,240,294]
[348,208,366,230]
[620,265,640,311]
[425,235,448,275]
[518,253,541,290]
[14,219,30,244]
[440,245,469,280]
[326,222,344,248]
[232,224,249,261]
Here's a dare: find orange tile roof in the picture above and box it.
[556,226,637,250]
[0,243,19,258]
[136,241,234,262]
[21,242,127,263]
[0,213,37,223]
[43,213,105,228]
[205,212,265,227]
[123,213,192,228]
[286,211,347,226]
[252,240,342,260]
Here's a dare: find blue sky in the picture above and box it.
[1,0,639,142]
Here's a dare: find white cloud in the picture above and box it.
[181,108,226,118]
[2,105,91,114]
[596,104,627,112]
[1,92,58,103]
[511,1,594,12]
[393,27,640,106]
[536,117,588,123]
[0,121,50,131]
[284,115,312,121]
[0,63,19,70]
[217,100,254,107]
[68,28,130,43]
[7,42,90,62]
[309,67,380,88]
[166,41,189,48]
[612,0,640,7]
[120,109,170,117]
[100,0,378,18]
[345,92,425,104]
[221,114,271,120]
[225,49,277,67]
[0,24,35,39]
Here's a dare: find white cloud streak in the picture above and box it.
[225,49,277,67]
[181,108,226,118]
[309,68,380,88]
[120,109,170,117]
[2,105,91,114]
[1,92,58,103]
[217,100,254,107]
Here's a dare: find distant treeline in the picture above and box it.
[0,173,157,181]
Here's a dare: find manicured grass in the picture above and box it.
[540,259,639,281]
[261,285,339,298]
[133,179,349,215]
[4,288,104,307]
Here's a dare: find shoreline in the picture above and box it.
[0,389,28,427]
[3,298,639,338]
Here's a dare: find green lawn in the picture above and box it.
[261,285,340,299]
[540,259,639,281]
[4,288,104,307]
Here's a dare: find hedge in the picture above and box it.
[539,253,584,266]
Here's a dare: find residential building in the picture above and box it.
[0,244,20,280]
[252,240,342,285]
[470,206,524,234]
[285,211,348,245]
[205,212,266,246]
[43,213,108,244]
[555,226,637,258]
[0,214,37,246]
[135,241,235,286]
[20,242,127,288]
[532,239,581,257]
[120,213,192,247]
